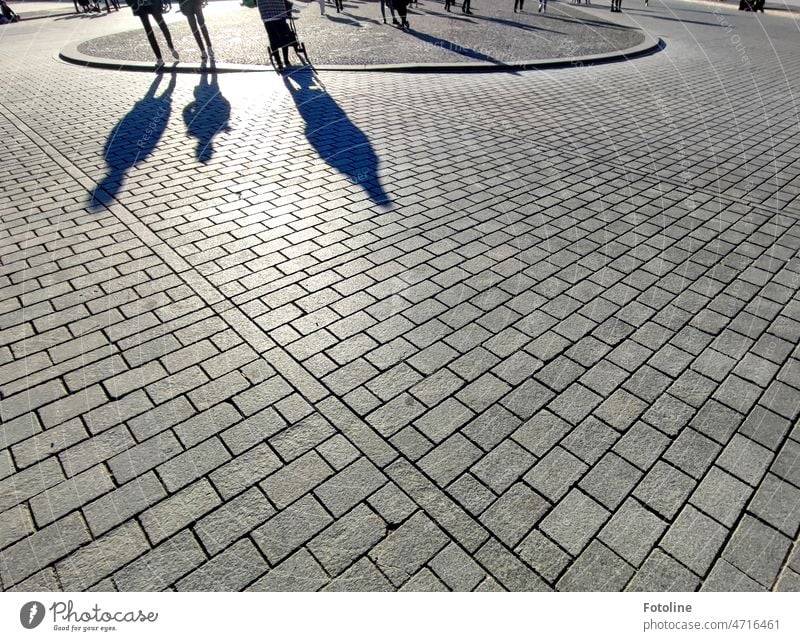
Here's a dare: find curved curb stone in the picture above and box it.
[59,32,663,74]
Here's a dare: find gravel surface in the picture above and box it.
[77,0,646,66]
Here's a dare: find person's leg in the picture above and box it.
[264,22,282,68]
[153,9,177,56]
[195,4,212,49]
[139,13,162,60]
[186,11,205,53]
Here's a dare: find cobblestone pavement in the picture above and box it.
[1,1,800,593]
[76,1,645,66]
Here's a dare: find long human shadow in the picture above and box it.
[183,67,231,163]
[283,70,391,207]
[89,73,176,211]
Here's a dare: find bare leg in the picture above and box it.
[195,5,212,49]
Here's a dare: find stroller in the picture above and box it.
[264,1,308,71]
[0,0,20,22]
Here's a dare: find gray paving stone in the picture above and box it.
[540,489,610,556]
[690,466,753,528]
[429,542,486,592]
[771,439,800,487]
[194,487,275,556]
[612,421,670,471]
[56,520,149,591]
[108,431,183,485]
[317,434,360,470]
[557,541,634,592]
[11,418,86,470]
[664,428,721,479]
[247,549,328,592]
[524,446,587,502]
[470,439,535,494]
[367,482,416,525]
[308,504,386,576]
[598,498,667,567]
[387,458,489,553]
[211,442,283,499]
[140,479,221,545]
[462,404,522,452]
[0,457,64,512]
[748,473,800,538]
[660,505,728,577]
[593,389,648,432]
[512,409,571,457]
[716,434,773,487]
[774,569,800,592]
[516,529,571,584]
[722,514,791,588]
[578,452,642,511]
[253,494,333,565]
[322,557,393,592]
[314,457,386,518]
[414,397,475,444]
[177,538,268,591]
[157,436,231,492]
[701,559,766,592]
[369,511,449,587]
[399,568,450,592]
[561,416,619,465]
[634,461,697,520]
[547,383,603,426]
[0,505,34,552]
[480,483,549,548]
[739,405,791,451]
[262,451,334,509]
[642,393,696,436]
[419,433,482,487]
[269,411,337,461]
[626,549,700,592]
[474,538,550,592]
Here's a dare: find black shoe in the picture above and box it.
[393,17,400,24]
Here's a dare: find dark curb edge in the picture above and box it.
[58,31,662,74]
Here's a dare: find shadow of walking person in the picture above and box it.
[183,68,231,163]
[89,73,176,211]
[283,70,391,208]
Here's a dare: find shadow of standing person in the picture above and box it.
[89,73,176,211]
[183,68,230,163]
[283,70,391,207]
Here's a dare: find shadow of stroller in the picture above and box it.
[283,70,391,207]
[89,73,176,211]
[183,68,231,163]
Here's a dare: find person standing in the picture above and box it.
[125,0,179,68]
[178,0,214,61]
[381,0,399,23]
[444,0,453,10]
[538,0,547,11]
[394,0,410,28]
[611,0,621,10]
[334,0,343,11]
[318,0,325,14]
[461,0,472,14]
[514,0,523,11]
[257,0,294,70]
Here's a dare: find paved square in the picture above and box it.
[1,0,800,592]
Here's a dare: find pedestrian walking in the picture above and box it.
[461,0,472,14]
[124,0,179,68]
[394,0,410,28]
[333,0,342,11]
[444,0,454,10]
[257,0,295,70]
[381,0,399,24]
[538,0,547,11]
[513,0,523,12]
[611,0,621,10]
[178,0,214,60]
[317,0,325,14]
[0,0,21,22]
